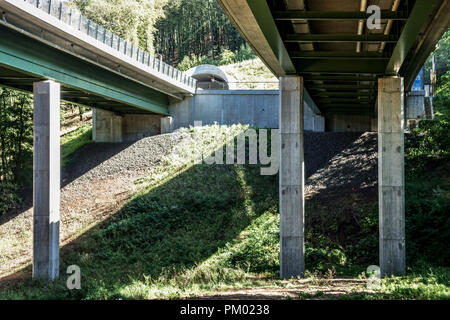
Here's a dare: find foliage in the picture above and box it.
[406,117,450,172]
[0,88,33,215]
[0,124,449,299]
[154,0,248,65]
[404,174,450,266]
[220,58,278,90]
[0,88,33,184]
[177,44,255,71]
[73,0,169,53]
[61,123,93,166]
[424,29,450,86]
[404,109,450,266]
[73,0,249,66]
[375,266,450,300]
[0,87,92,216]
[0,182,20,216]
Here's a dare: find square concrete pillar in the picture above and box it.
[279,76,305,278]
[161,116,173,134]
[33,81,61,280]
[378,77,406,277]
[93,108,123,142]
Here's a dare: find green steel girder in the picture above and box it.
[320,103,374,111]
[0,24,169,115]
[324,110,376,116]
[291,51,391,60]
[284,34,398,43]
[317,98,372,103]
[385,0,441,75]
[274,10,408,21]
[303,75,378,82]
[313,92,375,97]
[295,59,387,73]
[308,84,375,90]
[246,0,296,74]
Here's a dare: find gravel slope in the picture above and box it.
[0,130,378,276]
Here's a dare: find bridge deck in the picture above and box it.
[217,0,449,117]
[0,0,198,114]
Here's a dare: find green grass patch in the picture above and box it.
[61,124,92,166]
[0,124,448,300]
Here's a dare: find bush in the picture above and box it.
[0,182,20,216]
[404,107,450,266]
[219,49,236,65]
[177,45,256,71]
[305,244,347,273]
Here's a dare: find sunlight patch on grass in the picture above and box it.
[61,123,92,166]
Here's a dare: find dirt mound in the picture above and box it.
[304,132,377,196]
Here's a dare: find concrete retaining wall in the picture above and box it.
[406,92,426,119]
[169,89,325,131]
[92,108,123,142]
[326,114,376,132]
[93,108,163,142]
[122,114,162,140]
[94,89,326,143]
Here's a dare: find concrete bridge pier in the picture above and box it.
[279,76,305,278]
[93,108,166,142]
[92,108,123,143]
[378,77,406,277]
[33,80,61,280]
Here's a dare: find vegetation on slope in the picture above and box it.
[219,58,278,89]
[1,123,448,300]
[73,0,252,67]
[0,88,92,216]
[61,124,93,167]
[154,0,249,65]
[73,0,169,54]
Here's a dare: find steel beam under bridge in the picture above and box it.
[0,24,169,115]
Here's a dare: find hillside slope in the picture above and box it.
[219,59,278,89]
[0,126,448,300]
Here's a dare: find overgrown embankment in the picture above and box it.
[1,123,448,300]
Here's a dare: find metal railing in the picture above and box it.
[22,0,197,89]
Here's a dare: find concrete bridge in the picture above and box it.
[0,0,199,280]
[0,0,448,280]
[217,0,449,278]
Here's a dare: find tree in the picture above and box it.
[73,0,169,53]
[153,0,248,66]
[0,88,33,215]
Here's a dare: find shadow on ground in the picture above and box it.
[0,142,133,227]
[0,131,381,299]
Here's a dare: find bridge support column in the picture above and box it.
[378,77,406,277]
[33,81,60,280]
[93,108,123,143]
[161,116,173,134]
[279,76,304,278]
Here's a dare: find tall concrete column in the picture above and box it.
[279,76,304,278]
[33,81,61,280]
[378,77,406,277]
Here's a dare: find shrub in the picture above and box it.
[0,182,20,216]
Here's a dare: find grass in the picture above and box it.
[61,123,93,166]
[0,124,448,300]
[220,59,278,90]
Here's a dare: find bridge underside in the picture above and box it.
[217,0,449,278]
[0,24,169,115]
[0,65,163,114]
[218,0,449,117]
